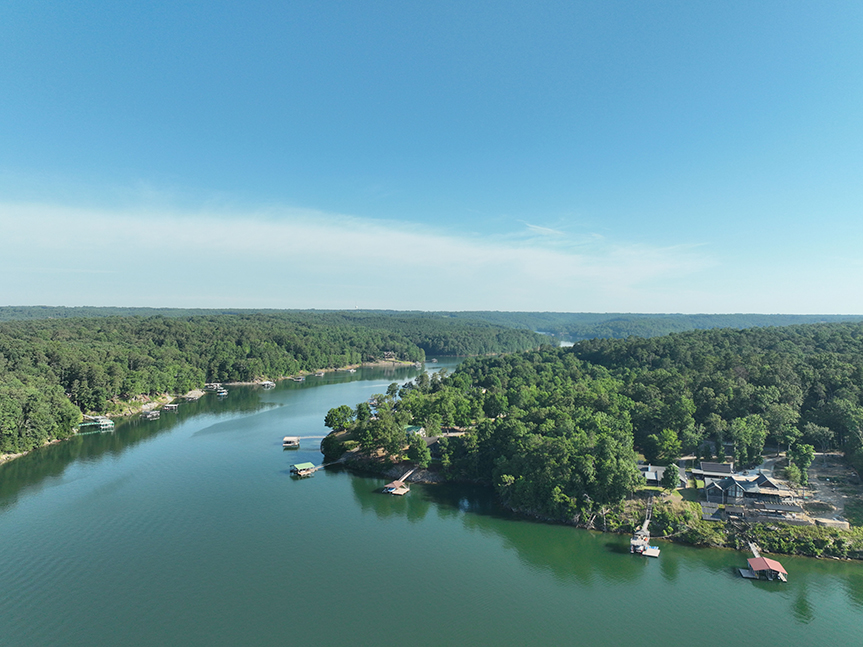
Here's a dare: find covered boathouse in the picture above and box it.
[383,480,410,495]
[290,462,317,478]
[741,556,788,582]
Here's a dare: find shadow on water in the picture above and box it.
[348,475,649,585]
[346,468,863,617]
[792,587,815,624]
[348,473,434,524]
[0,387,270,510]
[845,570,863,609]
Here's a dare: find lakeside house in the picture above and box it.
[640,464,687,488]
[691,461,735,480]
[704,473,795,504]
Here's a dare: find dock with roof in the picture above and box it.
[290,462,318,478]
[739,542,787,581]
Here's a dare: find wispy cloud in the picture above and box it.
[520,221,566,237]
[0,201,715,310]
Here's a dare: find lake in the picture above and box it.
[1,359,861,646]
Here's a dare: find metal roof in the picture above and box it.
[700,461,733,473]
[292,462,316,470]
[748,557,787,575]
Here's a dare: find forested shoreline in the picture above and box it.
[324,322,863,557]
[0,312,544,455]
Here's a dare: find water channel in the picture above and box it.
[0,359,861,646]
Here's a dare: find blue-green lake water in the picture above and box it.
[1,360,861,646]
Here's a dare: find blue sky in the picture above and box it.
[2,1,862,312]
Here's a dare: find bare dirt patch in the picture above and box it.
[806,453,863,523]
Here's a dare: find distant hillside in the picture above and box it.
[432,312,863,340]
[2,307,862,342]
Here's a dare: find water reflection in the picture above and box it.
[345,467,863,629]
[843,569,863,609]
[0,386,270,510]
[348,473,433,523]
[792,587,814,624]
[352,478,650,586]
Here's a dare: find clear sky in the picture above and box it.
[2,1,862,313]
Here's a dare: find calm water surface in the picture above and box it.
[1,359,861,646]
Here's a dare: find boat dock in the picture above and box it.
[630,496,660,557]
[141,410,160,420]
[290,462,317,478]
[78,415,115,432]
[282,436,300,449]
[383,468,415,495]
[289,455,347,478]
[163,403,179,411]
[739,542,787,581]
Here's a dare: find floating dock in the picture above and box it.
[282,436,300,449]
[290,462,317,478]
[631,496,660,557]
[141,410,160,420]
[382,468,415,495]
[163,403,179,411]
[739,543,787,581]
[383,480,410,495]
[79,415,115,432]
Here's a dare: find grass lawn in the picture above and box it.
[678,488,701,503]
[639,485,665,494]
[843,499,863,527]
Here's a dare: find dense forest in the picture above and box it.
[0,312,544,454]
[4,306,862,342]
[327,322,863,525]
[439,311,863,340]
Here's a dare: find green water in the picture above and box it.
[1,360,861,646]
